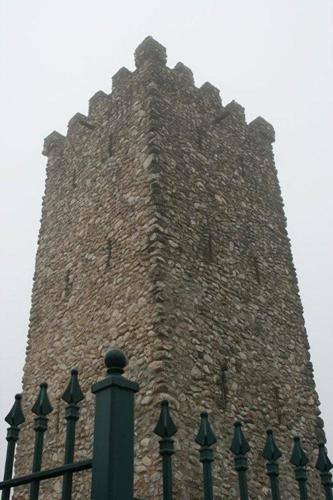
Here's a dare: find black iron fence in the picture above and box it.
[0,348,332,500]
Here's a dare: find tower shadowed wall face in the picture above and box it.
[15,37,324,499]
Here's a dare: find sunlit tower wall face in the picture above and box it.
[15,37,324,499]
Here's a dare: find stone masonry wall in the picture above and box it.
[15,37,324,499]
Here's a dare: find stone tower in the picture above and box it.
[15,37,324,499]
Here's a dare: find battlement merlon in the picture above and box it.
[68,112,95,131]
[248,116,275,143]
[134,36,167,69]
[53,112,94,145]
[42,131,65,157]
[111,67,133,94]
[173,62,194,86]
[88,91,110,120]
[199,82,222,110]
[214,100,246,128]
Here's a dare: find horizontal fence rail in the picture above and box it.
[0,460,92,489]
[1,348,333,499]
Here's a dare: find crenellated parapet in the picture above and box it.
[42,36,276,157]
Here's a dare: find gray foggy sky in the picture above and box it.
[0,0,332,471]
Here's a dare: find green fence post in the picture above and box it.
[154,400,177,500]
[262,429,282,500]
[2,394,25,500]
[290,436,309,500]
[316,442,333,500]
[61,369,84,500]
[230,422,250,500]
[195,412,217,500]
[30,383,53,500]
[90,348,139,500]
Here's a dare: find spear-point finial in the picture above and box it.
[316,443,333,473]
[230,422,250,499]
[154,401,177,500]
[32,383,53,416]
[290,437,309,467]
[62,369,84,404]
[3,394,26,497]
[195,412,216,499]
[5,394,25,427]
[316,442,333,499]
[104,348,128,376]
[154,400,177,438]
[262,429,282,461]
[230,421,250,456]
[195,412,217,447]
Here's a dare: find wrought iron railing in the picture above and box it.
[0,348,332,499]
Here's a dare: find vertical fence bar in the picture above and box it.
[195,411,217,500]
[316,442,333,500]
[230,421,250,500]
[262,429,282,500]
[1,394,25,500]
[290,436,309,500]
[90,349,139,500]
[154,400,178,500]
[29,383,53,500]
[61,369,84,500]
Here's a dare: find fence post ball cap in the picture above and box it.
[105,348,128,374]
